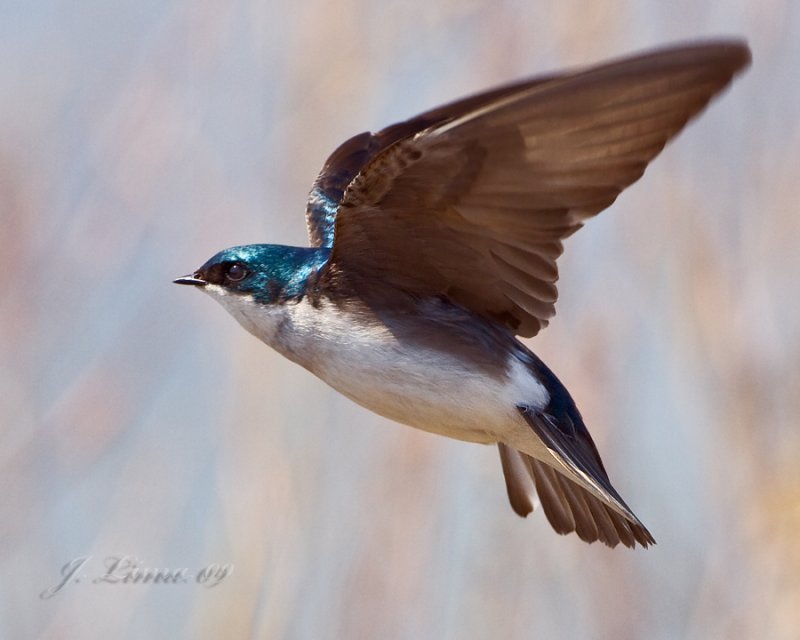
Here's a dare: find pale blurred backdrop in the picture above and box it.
[1,1,798,638]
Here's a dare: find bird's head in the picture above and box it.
[174,244,327,305]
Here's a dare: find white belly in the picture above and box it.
[209,291,550,449]
[318,339,519,444]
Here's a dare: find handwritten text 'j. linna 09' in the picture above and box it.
[40,555,233,599]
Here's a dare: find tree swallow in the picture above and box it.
[176,41,750,548]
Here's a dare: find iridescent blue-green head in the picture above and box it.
[174,244,328,304]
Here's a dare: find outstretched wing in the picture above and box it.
[306,40,750,336]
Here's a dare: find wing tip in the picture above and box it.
[620,37,751,75]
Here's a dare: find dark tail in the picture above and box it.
[498,443,655,548]
[499,349,655,548]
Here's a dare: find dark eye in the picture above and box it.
[225,263,248,282]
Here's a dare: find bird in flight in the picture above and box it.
[176,40,750,548]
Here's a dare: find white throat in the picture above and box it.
[201,285,382,372]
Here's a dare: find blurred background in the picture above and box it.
[1,1,798,638]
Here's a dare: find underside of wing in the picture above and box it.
[312,40,750,335]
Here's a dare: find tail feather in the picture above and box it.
[542,463,603,542]
[498,443,655,548]
[497,441,537,516]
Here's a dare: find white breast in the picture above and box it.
[205,288,550,447]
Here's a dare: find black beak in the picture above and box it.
[173,274,207,286]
